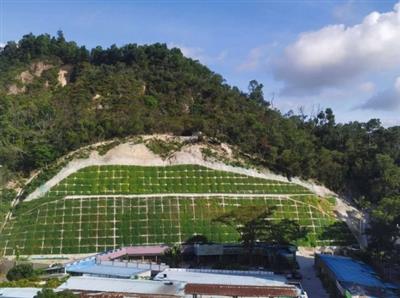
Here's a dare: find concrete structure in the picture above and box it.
[315,254,399,298]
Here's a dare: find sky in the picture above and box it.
[1,0,400,126]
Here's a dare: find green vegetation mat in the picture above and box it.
[0,189,16,228]
[0,165,354,255]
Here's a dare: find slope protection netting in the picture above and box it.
[0,165,354,255]
[0,195,353,255]
[47,164,311,195]
[16,165,311,214]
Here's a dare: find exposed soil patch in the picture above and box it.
[58,65,73,86]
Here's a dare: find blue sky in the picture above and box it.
[1,0,400,126]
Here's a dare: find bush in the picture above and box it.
[145,139,183,158]
[34,289,77,298]
[6,263,35,281]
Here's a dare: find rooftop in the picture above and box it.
[154,268,290,287]
[317,254,385,288]
[184,283,300,297]
[65,258,150,278]
[97,245,169,261]
[57,276,184,296]
[0,288,41,298]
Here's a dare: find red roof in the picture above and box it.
[184,283,300,297]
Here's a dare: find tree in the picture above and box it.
[184,234,209,244]
[34,289,77,298]
[248,80,269,107]
[214,206,307,260]
[369,154,400,202]
[213,206,275,263]
[368,196,400,253]
[6,263,35,281]
[270,219,307,245]
[163,245,182,267]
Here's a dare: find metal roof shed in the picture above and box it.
[315,254,399,298]
[66,258,151,278]
[57,276,185,297]
[0,288,41,298]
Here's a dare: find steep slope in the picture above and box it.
[0,136,354,255]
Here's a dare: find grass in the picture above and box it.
[52,164,310,195]
[0,195,354,255]
[96,141,121,156]
[0,189,16,228]
[15,165,311,215]
[0,165,354,255]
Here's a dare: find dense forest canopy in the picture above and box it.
[0,32,399,254]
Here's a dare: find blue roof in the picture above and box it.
[66,259,149,278]
[318,254,385,288]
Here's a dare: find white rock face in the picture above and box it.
[26,137,335,201]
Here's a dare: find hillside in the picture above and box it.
[0,33,399,256]
[0,136,353,255]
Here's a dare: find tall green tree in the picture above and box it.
[214,206,306,263]
[369,196,400,253]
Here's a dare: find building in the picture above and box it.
[184,284,304,298]
[184,243,297,270]
[58,274,307,298]
[97,245,169,262]
[56,268,308,298]
[65,246,169,279]
[58,276,185,297]
[315,254,399,298]
[155,268,307,297]
[154,268,288,286]
[65,257,167,279]
[0,288,41,298]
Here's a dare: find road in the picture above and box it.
[297,249,329,298]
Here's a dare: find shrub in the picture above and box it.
[34,289,77,298]
[6,263,35,281]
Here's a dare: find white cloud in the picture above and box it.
[358,81,376,93]
[237,43,279,72]
[273,2,400,95]
[238,46,268,72]
[168,43,226,65]
[358,76,400,111]
[169,43,204,60]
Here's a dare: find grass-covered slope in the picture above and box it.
[0,165,353,255]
